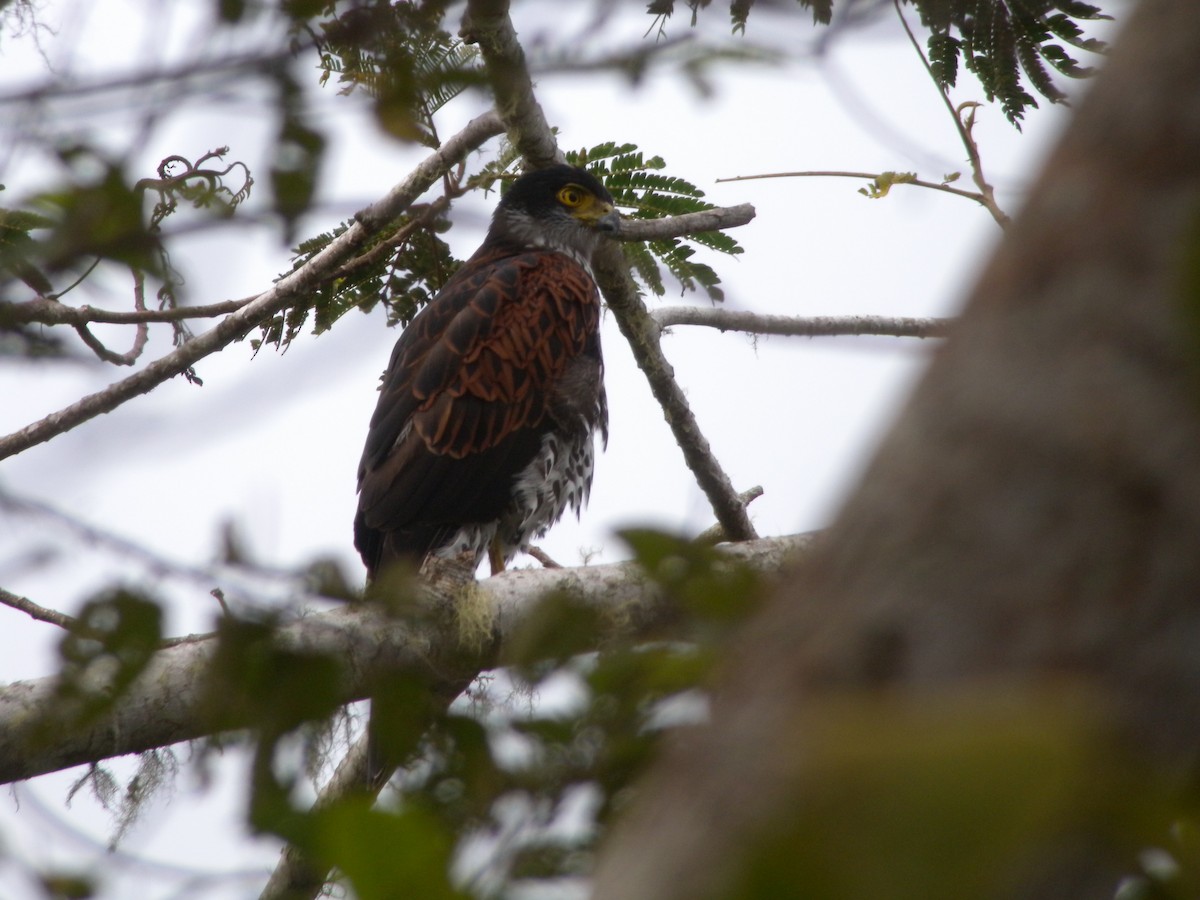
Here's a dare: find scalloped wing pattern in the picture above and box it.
[355,243,605,576]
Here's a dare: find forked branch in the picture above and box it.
[463,0,758,542]
[0,111,506,463]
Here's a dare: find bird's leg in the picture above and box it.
[526,546,562,568]
[488,538,506,576]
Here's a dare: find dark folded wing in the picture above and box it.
[355,245,602,573]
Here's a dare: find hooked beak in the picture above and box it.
[595,206,622,235]
[578,201,621,236]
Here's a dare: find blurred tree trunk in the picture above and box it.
[592,0,1200,897]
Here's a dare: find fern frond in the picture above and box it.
[927,31,961,88]
[908,0,1109,126]
[569,141,742,301]
[258,206,458,351]
[623,242,664,296]
[570,142,640,167]
[689,229,743,256]
[1043,13,1105,53]
[1052,0,1108,19]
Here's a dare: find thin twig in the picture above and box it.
[715,169,989,207]
[1,296,253,327]
[596,257,757,541]
[0,49,302,107]
[332,196,452,281]
[652,308,954,339]
[0,485,330,621]
[0,587,79,633]
[52,257,103,300]
[892,0,1010,228]
[462,0,758,543]
[0,586,205,647]
[70,269,152,366]
[0,111,506,463]
[0,486,218,583]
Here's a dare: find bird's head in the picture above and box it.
[491,165,621,262]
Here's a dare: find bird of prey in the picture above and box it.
[354,165,620,580]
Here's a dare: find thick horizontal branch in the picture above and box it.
[0,535,809,784]
[652,307,954,339]
[0,111,505,463]
[617,204,756,241]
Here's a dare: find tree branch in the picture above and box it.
[69,269,152,366]
[1,296,252,327]
[715,169,993,209]
[652,307,953,339]
[461,0,758,542]
[593,1,1200,895]
[596,245,759,540]
[0,111,505,463]
[616,204,756,241]
[0,535,809,784]
[0,587,78,633]
[1,473,302,593]
[892,0,1010,228]
[693,486,766,544]
[460,0,561,168]
[258,733,374,900]
[0,583,207,648]
[0,50,301,107]
[331,196,452,281]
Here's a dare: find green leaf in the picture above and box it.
[216,0,245,23]
[32,152,162,276]
[503,590,613,675]
[37,872,96,900]
[437,714,505,820]
[731,691,1181,900]
[201,613,345,737]
[927,31,961,87]
[309,5,482,146]
[909,0,1111,126]
[35,589,164,740]
[567,142,743,300]
[309,798,466,900]
[859,171,919,200]
[260,202,457,352]
[270,114,326,241]
[0,206,55,295]
[619,527,764,625]
[367,671,441,776]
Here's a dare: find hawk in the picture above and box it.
[354,165,619,579]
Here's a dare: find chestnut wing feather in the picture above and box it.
[355,246,601,574]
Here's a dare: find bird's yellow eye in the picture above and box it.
[557,185,587,207]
